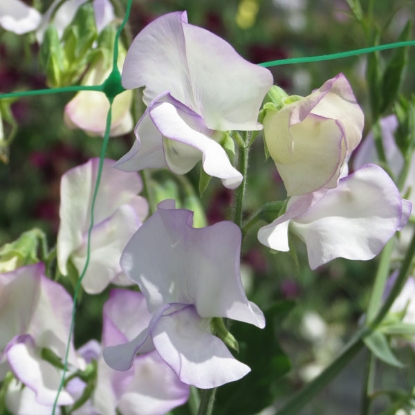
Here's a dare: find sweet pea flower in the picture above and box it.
[0,263,79,411]
[104,200,265,388]
[57,158,148,294]
[263,73,364,196]
[258,164,412,270]
[64,52,134,137]
[73,289,189,415]
[0,1,41,34]
[115,11,273,189]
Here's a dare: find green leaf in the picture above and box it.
[345,0,364,23]
[366,29,382,120]
[258,200,287,224]
[364,330,404,368]
[381,322,415,336]
[198,165,212,196]
[215,301,294,415]
[221,132,236,164]
[379,21,412,114]
[39,25,66,88]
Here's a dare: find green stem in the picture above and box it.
[189,386,201,415]
[232,145,250,227]
[276,328,369,415]
[141,169,157,215]
[197,388,217,415]
[360,352,375,415]
[366,239,394,321]
[275,228,415,415]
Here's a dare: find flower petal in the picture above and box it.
[115,110,167,172]
[121,200,264,327]
[118,351,189,415]
[93,0,114,33]
[153,306,250,388]
[57,158,147,278]
[122,11,272,131]
[0,0,41,34]
[291,164,409,269]
[150,100,243,189]
[7,339,73,406]
[71,205,143,294]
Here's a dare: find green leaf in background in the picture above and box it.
[198,165,212,196]
[39,25,66,88]
[221,132,236,164]
[364,330,404,368]
[214,301,294,415]
[381,321,415,336]
[394,95,415,158]
[379,21,412,114]
[345,0,364,24]
[366,29,382,120]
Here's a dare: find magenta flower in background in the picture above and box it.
[115,11,273,189]
[258,164,412,269]
[0,264,79,412]
[263,73,364,196]
[104,200,265,388]
[57,158,148,294]
[0,1,41,34]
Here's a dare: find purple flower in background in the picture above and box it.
[104,200,265,388]
[258,164,412,269]
[354,114,415,218]
[0,264,79,411]
[115,11,273,189]
[263,74,364,196]
[57,158,148,294]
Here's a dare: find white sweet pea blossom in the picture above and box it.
[104,200,265,388]
[74,289,189,415]
[263,73,364,196]
[64,52,134,137]
[115,11,273,189]
[57,158,148,294]
[0,0,41,34]
[0,263,79,411]
[258,164,412,270]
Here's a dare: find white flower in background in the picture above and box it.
[57,158,148,294]
[0,0,41,34]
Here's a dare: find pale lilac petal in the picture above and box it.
[93,0,114,33]
[115,111,167,172]
[93,356,134,415]
[0,0,41,34]
[71,205,143,294]
[102,289,153,347]
[77,340,101,363]
[121,201,264,327]
[399,199,413,230]
[122,11,272,131]
[7,339,73,406]
[153,306,250,388]
[118,351,189,415]
[292,164,408,269]
[258,190,326,251]
[6,379,54,415]
[150,101,243,189]
[353,115,402,176]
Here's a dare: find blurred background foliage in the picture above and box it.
[1,0,415,414]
